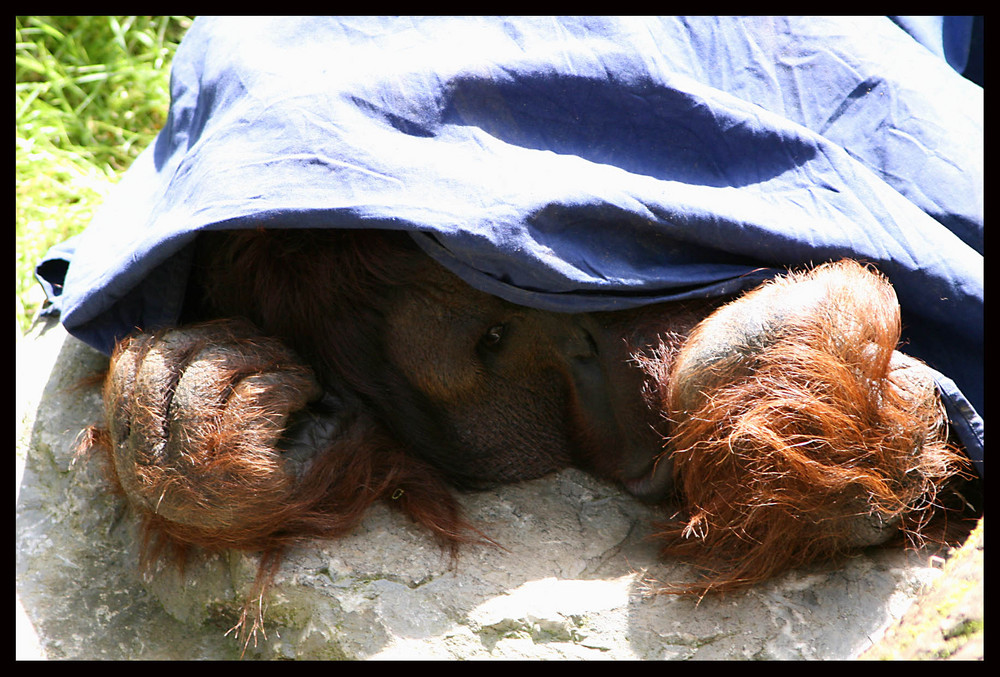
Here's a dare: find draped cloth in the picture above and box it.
[36,16,983,472]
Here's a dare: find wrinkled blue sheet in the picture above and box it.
[36,16,983,472]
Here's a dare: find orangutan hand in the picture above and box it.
[657,260,967,590]
[103,320,324,535]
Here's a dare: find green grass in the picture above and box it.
[15,16,194,334]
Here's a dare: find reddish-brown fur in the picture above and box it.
[649,262,972,592]
[79,228,974,646]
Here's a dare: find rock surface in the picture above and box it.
[16,315,983,660]
[860,519,984,660]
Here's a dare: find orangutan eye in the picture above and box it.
[481,324,506,349]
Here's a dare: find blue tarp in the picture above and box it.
[35,16,983,472]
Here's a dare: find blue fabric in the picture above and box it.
[36,16,983,472]
[889,16,977,76]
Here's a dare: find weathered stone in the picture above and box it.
[16,315,982,660]
[861,519,983,660]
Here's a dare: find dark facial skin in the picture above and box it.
[377,259,713,501]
